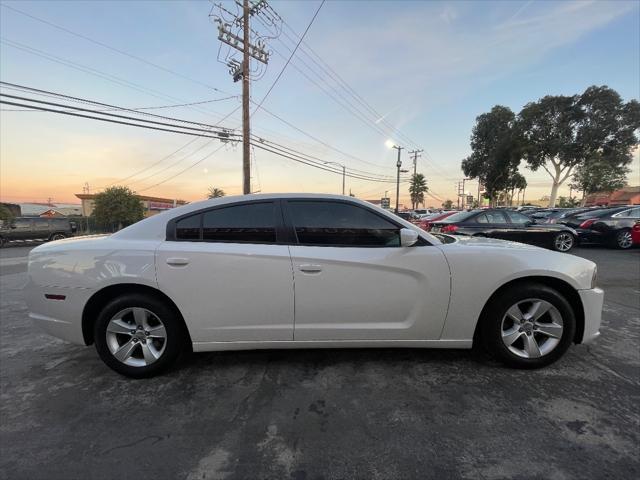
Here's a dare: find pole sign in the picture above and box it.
[380,197,391,209]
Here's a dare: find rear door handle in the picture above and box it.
[299,264,322,273]
[166,257,189,266]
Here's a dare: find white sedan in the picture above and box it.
[26,194,603,377]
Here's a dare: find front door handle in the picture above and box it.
[166,257,189,266]
[299,264,322,273]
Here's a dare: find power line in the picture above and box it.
[1,3,233,96]
[1,82,238,134]
[3,89,400,187]
[251,0,325,114]
[0,38,234,123]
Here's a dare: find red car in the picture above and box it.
[418,211,456,231]
[632,220,640,246]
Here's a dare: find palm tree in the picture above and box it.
[409,173,428,209]
[207,187,226,199]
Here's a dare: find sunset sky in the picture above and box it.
[1,0,639,206]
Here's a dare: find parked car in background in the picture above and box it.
[417,211,455,231]
[526,208,575,223]
[542,207,597,224]
[570,206,640,249]
[558,206,628,230]
[0,217,74,247]
[430,209,578,252]
[632,220,640,246]
[395,211,420,224]
[413,209,433,219]
[26,193,602,377]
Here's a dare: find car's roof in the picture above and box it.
[112,193,438,242]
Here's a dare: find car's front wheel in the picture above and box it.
[94,294,187,378]
[49,233,66,241]
[480,284,576,369]
[552,232,575,252]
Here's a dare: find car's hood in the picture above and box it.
[440,234,544,251]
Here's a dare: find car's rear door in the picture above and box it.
[283,199,450,341]
[473,211,510,238]
[156,200,294,344]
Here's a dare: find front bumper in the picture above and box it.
[578,287,604,344]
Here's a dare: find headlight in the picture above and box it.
[591,266,598,289]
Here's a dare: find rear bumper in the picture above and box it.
[26,282,91,345]
[578,287,604,344]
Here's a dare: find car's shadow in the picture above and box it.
[176,346,496,375]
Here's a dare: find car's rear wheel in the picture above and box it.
[613,228,632,249]
[94,294,186,378]
[49,233,66,241]
[480,284,576,368]
[552,232,575,252]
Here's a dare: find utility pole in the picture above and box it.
[241,0,251,195]
[212,1,271,194]
[477,181,481,208]
[392,145,404,213]
[323,161,346,195]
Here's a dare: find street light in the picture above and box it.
[386,140,404,213]
[323,161,346,195]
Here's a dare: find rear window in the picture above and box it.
[440,211,476,222]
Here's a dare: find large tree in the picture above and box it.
[462,106,522,206]
[409,173,428,209]
[519,86,639,207]
[570,153,630,206]
[92,186,144,232]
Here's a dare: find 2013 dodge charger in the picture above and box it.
[26,194,603,377]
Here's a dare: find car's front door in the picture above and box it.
[156,201,294,344]
[283,200,450,341]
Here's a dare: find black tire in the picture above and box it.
[49,233,66,241]
[94,293,187,378]
[551,231,575,252]
[612,228,633,250]
[479,283,576,369]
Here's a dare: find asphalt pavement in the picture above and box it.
[0,244,638,480]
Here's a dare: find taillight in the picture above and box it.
[441,224,458,233]
[579,219,596,229]
[633,223,640,232]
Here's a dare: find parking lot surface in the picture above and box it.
[1,244,639,480]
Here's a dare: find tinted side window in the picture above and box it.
[506,211,531,224]
[484,211,507,223]
[202,203,277,243]
[175,214,201,240]
[288,201,400,247]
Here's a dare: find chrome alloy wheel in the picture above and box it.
[51,233,66,241]
[618,230,632,249]
[105,307,167,367]
[500,299,564,359]
[554,233,574,252]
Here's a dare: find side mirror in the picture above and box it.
[400,228,419,247]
